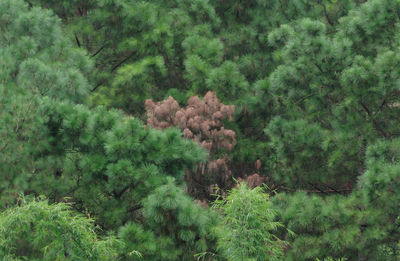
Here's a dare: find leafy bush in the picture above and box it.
[213,183,286,261]
[0,198,119,260]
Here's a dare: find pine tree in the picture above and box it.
[266,1,400,259]
[0,1,218,259]
[145,92,236,200]
[6,0,400,259]
[0,0,92,208]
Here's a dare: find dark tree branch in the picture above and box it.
[127,205,142,213]
[308,183,327,194]
[315,0,334,26]
[322,2,334,26]
[313,61,325,74]
[0,143,8,153]
[277,185,352,194]
[90,82,103,92]
[91,44,107,58]
[111,52,135,72]
[15,99,34,135]
[360,101,389,138]
[74,33,81,48]
[324,184,339,193]
[295,93,316,105]
[360,101,371,116]
[379,98,387,110]
[113,185,131,199]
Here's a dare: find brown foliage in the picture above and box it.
[237,173,267,189]
[145,91,236,199]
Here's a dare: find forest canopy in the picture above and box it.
[1,0,400,260]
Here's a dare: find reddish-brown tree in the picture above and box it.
[145,91,236,199]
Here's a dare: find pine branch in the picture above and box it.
[74,33,81,48]
[90,82,102,92]
[113,185,131,199]
[360,101,389,138]
[111,52,135,72]
[277,185,352,194]
[91,44,107,58]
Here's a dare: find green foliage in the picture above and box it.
[30,0,222,116]
[6,0,400,259]
[272,192,362,260]
[0,0,92,103]
[206,61,249,102]
[272,189,400,260]
[263,2,400,257]
[264,0,400,190]
[360,138,400,213]
[315,257,347,261]
[0,1,216,259]
[35,98,207,231]
[0,198,119,260]
[266,117,333,186]
[121,178,217,260]
[118,178,217,260]
[0,0,92,208]
[213,183,285,261]
[357,138,400,257]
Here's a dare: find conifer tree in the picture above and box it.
[6,0,400,259]
[266,1,400,259]
[0,1,218,259]
[145,92,236,199]
[36,98,206,230]
[118,178,218,260]
[0,0,92,208]
[265,0,400,190]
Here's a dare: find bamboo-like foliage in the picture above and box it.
[0,198,119,260]
[213,183,286,261]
